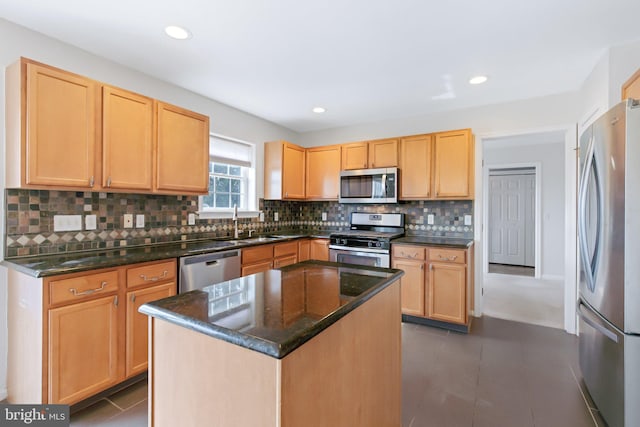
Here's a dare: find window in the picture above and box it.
[199,134,256,217]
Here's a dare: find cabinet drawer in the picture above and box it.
[241,260,273,276]
[274,241,298,258]
[392,245,425,260]
[428,248,465,264]
[242,245,274,264]
[126,260,176,288]
[274,254,297,268]
[49,270,119,306]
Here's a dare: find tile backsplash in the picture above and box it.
[5,189,473,257]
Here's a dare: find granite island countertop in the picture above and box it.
[392,236,474,248]
[1,231,332,278]
[138,260,404,359]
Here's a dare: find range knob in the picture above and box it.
[368,241,373,248]
[341,238,347,245]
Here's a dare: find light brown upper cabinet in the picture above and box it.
[5,58,210,195]
[433,129,474,199]
[368,138,399,168]
[341,139,399,170]
[102,86,153,191]
[306,145,341,200]
[399,134,432,199]
[622,68,640,100]
[264,141,306,200]
[341,142,369,170]
[155,102,209,194]
[6,60,98,189]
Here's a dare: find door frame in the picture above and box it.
[483,163,541,278]
[473,125,578,334]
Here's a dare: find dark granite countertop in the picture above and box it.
[139,260,404,359]
[392,236,474,248]
[1,232,333,278]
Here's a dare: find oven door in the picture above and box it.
[329,247,390,268]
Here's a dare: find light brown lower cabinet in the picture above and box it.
[242,242,299,275]
[7,258,177,405]
[309,238,330,261]
[392,243,473,328]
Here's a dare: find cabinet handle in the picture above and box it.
[131,294,136,302]
[89,176,95,188]
[140,271,168,282]
[285,192,288,198]
[420,264,424,270]
[69,281,107,296]
[429,264,433,271]
[363,163,366,168]
[114,295,119,307]
[107,176,112,187]
[437,255,458,261]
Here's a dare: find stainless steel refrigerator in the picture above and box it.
[578,99,640,427]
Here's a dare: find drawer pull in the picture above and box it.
[438,255,458,261]
[69,281,107,296]
[140,271,168,282]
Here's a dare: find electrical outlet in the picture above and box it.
[274,212,279,221]
[464,215,472,226]
[322,212,327,221]
[427,214,435,225]
[123,214,133,228]
[187,213,196,225]
[85,215,97,230]
[53,215,82,232]
[259,212,265,222]
[136,214,145,228]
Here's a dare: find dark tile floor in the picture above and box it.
[69,316,606,427]
[489,263,535,277]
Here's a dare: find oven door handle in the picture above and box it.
[328,245,389,254]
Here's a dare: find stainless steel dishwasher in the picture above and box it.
[179,249,242,293]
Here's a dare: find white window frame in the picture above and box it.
[198,134,259,219]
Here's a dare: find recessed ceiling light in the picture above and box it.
[469,75,488,85]
[312,107,326,114]
[164,25,192,40]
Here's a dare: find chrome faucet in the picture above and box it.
[248,229,256,237]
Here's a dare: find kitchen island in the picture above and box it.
[139,261,404,427]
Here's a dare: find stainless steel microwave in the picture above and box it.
[339,167,398,203]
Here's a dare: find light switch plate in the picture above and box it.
[85,215,97,230]
[427,214,435,225]
[322,212,327,221]
[464,215,472,226]
[259,212,265,222]
[187,213,196,225]
[274,212,279,221]
[53,215,82,232]
[136,214,145,228]
[123,214,133,228]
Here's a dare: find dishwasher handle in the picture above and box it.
[205,260,219,266]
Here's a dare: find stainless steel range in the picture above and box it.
[329,212,404,268]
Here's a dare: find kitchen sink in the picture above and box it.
[239,236,279,243]
[268,234,305,239]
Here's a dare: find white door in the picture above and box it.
[489,171,535,265]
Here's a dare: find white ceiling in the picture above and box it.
[2,0,640,133]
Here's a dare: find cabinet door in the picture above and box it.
[392,258,425,316]
[156,102,209,194]
[282,143,306,199]
[427,262,466,324]
[274,254,298,269]
[48,295,119,404]
[298,239,311,262]
[25,62,97,188]
[102,86,153,191]
[622,68,640,100]
[369,138,398,168]
[306,145,341,199]
[126,282,175,377]
[433,129,473,199]
[310,239,330,261]
[341,142,368,170]
[399,135,432,199]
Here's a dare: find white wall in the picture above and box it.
[484,141,566,278]
[608,40,640,107]
[0,18,301,400]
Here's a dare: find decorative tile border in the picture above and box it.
[4,190,473,257]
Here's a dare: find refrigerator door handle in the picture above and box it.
[578,136,601,293]
[578,303,619,343]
